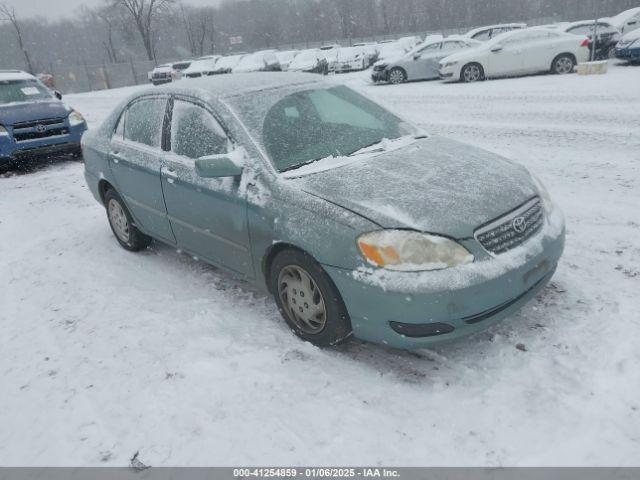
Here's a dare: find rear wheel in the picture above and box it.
[461,63,484,83]
[269,249,352,347]
[388,67,407,84]
[552,54,576,75]
[104,189,152,252]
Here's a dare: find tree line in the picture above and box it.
[1,0,637,73]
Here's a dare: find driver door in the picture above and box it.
[160,98,254,277]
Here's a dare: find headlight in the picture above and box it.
[631,38,640,48]
[442,61,458,68]
[531,173,554,214]
[357,231,474,272]
[68,110,85,127]
[0,125,8,136]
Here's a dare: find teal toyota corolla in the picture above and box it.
[83,72,565,349]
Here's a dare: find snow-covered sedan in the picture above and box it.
[440,28,590,83]
[286,48,329,74]
[210,54,246,74]
[82,73,565,350]
[233,50,280,73]
[561,20,621,60]
[608,6,640,35]
[329,46,369,73]
[182,56,221,78]
[465,23,527,41]
[372,36,481,84]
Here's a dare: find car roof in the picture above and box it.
[466,23,527,36]
[0,70,36,82]
[155,72,323,99]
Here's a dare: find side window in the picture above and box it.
[171,100,229,159]
[123,98,167,148]
[473,30,491,41]
[441,41,465,52]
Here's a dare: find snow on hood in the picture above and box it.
[620,28,640,42]
[0,100,71,125]
[287,136,536,239]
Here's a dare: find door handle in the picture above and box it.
[110,151,124,164]
[164,168,177,184]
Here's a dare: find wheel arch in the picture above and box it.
[98,179,116,205]
[262,242,312,293]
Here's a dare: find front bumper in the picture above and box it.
[371,69,388,82]
[323,209,565,349]
[439,68,457,82]
[0,122,86,165]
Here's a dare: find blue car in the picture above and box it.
[615,31,640,63]
[0,70,87,168]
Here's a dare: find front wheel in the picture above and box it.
[388,67,407,84]
[461,63,485,83]
[104,189,152,252]
[552,54,576,75]
[269,249,352,347]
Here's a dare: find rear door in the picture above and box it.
[160,97,254,277]
[109,96,176,244]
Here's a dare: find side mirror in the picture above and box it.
[195,154,242,178]
[491,46,503,53]
[54,90,62,100]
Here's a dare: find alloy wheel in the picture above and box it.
[278,265,327,335]
[555,57,574,74]
[463,64,482,82]
[389,69,405,84]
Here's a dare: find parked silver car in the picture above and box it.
[372,36,482,84]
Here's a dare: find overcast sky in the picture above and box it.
[2,0,221,20]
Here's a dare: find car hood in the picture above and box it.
[0,100,71,126]
[289,136,536,239]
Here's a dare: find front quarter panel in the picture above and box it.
[247,177,378,291]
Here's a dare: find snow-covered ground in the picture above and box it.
[1,64,639,466]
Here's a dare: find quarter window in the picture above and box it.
[170,100,229,159]
[123,98,167,148]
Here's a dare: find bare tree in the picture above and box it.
[180,4,215,56]
[110,0,173,61]
[0,2,34,73]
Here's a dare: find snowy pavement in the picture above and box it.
[1,65,639,466]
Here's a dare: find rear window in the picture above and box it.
[0,79,52,105]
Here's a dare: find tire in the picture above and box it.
[461,63,485,83]
[388,67,407,84]
[104,189,152,252]
[269,249,352,347]
[551,54,576,75]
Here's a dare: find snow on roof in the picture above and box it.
[608,7,640,28]
[466,23,527,36]
[0,70,36,82]
[158,72,323,98]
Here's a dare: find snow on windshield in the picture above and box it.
[224,84,418,174]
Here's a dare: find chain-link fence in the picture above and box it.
[48,15,559,95]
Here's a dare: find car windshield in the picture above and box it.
[226,84,419,173]
[0,79,52,105]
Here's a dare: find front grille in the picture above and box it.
[14,127,69,142]
[12,117,68,142]
[475,197,544,255]
[12,117,64,129]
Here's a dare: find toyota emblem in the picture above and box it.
[512,216,527,234]
[35,124,46,133]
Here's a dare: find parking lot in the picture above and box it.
[1,64,639,465]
